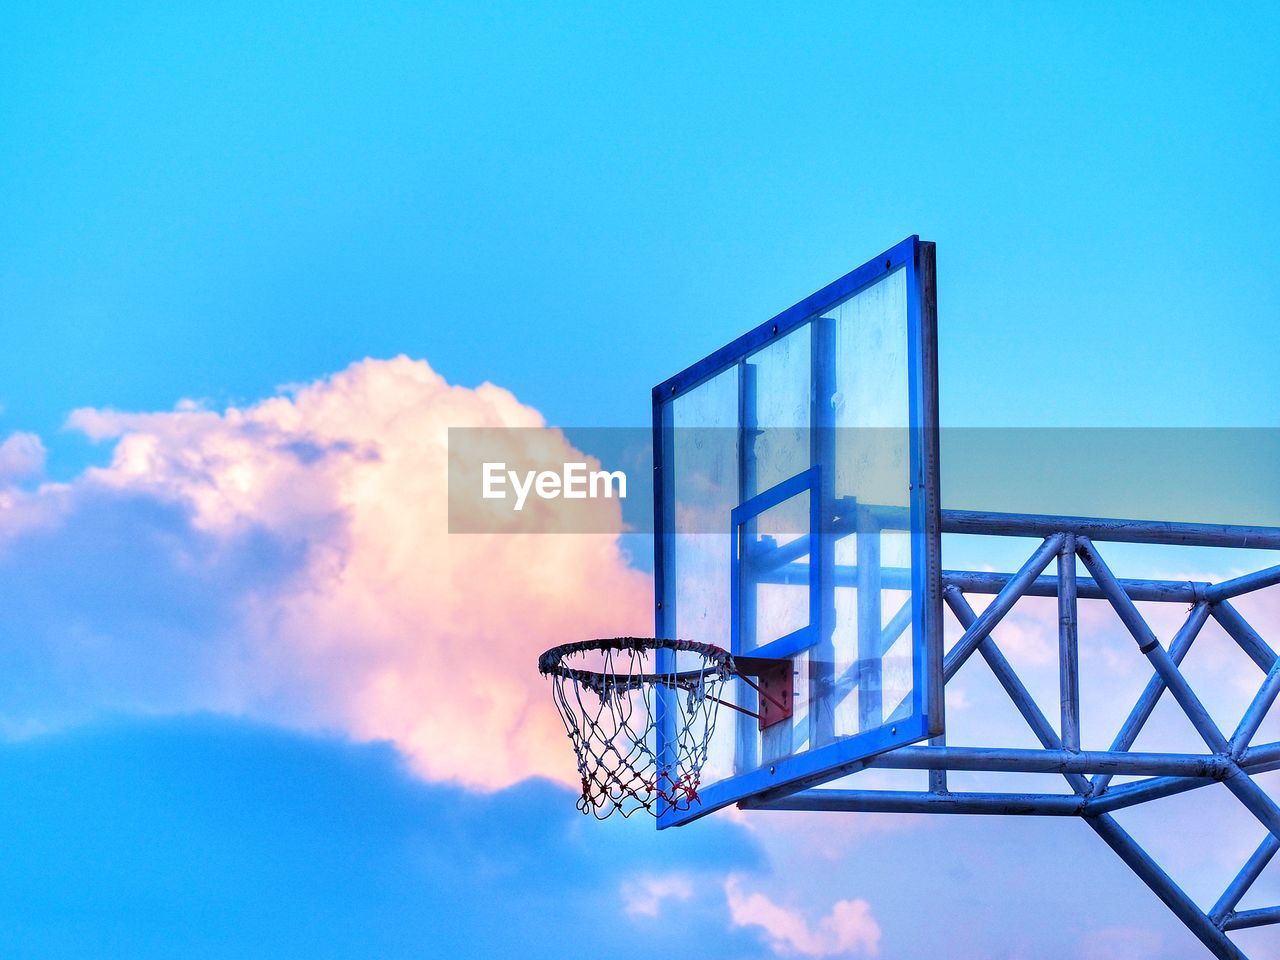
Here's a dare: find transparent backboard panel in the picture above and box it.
[739,489,811,656]
[667,365,738,658]
[654,236,940,827]
[828,266,914,739]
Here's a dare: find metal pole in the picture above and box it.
[773,564,1214,604]
[1085,774,1219,814]
[943,534,1065,681]
[941,569,1205,603]
[1206,564,1280,602]
[1222,906,1280,931]
[746,789,1085,816]
[1230,657,1280,757]
[1092,602,1210,793]
[1086,814,1246,960]
[1211,834,1280,925]
[1077,538,1229,754]
[942,509,1280,550]
[811,315,837,749]
[856,507,883,731]
[1243,740,1280,773]
[736,359,760,773]
[1213,599,1279,673]
[880,598,913,654]
[1221,765,1280,838]
[1058,535,1080,753]
[943,586,1090,795]
[863,745,1229,778]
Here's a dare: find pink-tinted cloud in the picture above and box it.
[0,431,44,483]
[725,875,881,958]
[621,873,695,918]
[0,357,650,789]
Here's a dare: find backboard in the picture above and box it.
[652,235,943,827]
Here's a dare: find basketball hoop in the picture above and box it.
[538,637,793,819]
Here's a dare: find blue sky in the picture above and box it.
[1,3,1278,959]
[3,2,1278,459]
[0,717,760,959]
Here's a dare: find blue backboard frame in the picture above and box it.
[730,467,822,663]
[652,235,943,828]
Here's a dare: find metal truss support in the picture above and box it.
[744,510,1280,958]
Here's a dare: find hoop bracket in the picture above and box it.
[734,656,795,731]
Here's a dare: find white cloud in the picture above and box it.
[724,875,880,958]
[0,431,45,482]
[0,357,650,790]
[622,873,695,918]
